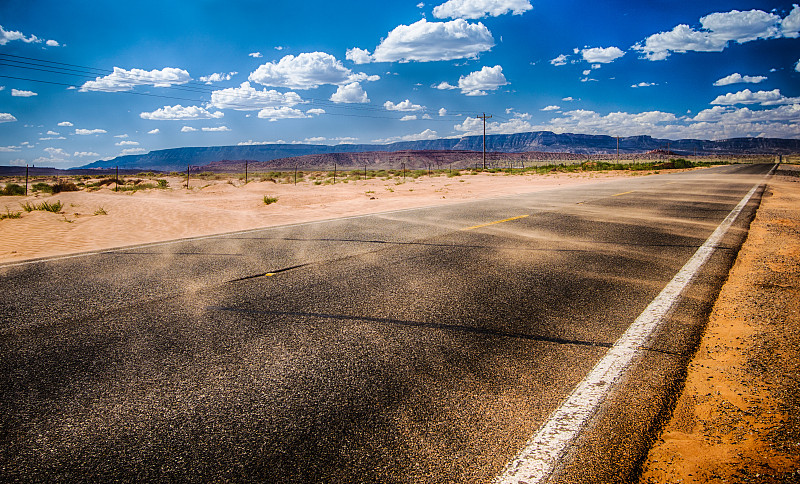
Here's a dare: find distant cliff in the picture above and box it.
[76,131,800,172]
[202,150,589,172]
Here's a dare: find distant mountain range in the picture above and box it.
[75,131,799,172]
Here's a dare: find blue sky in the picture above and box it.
[1,0,799,168]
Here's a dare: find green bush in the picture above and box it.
[0,209,22,220]
[117,183,157,192]
[671,158,694,169]
[263,195,278,205]
[21,200,63,213]
[1,183,26,196]
[31,182,53,193]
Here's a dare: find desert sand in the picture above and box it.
[0,170,635,264]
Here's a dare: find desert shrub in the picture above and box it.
[90,178,123,187]
[21,200,62,213]
[0,209,22,220]
[117,183,157,192]
[51,181,79,193]
[156,179,168,188]
[671,158,694,169]
[31,182,53,193]
[263,195,278,205]
[2,183,26,196]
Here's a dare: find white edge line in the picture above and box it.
[495,169,772,484]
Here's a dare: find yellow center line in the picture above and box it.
[612,190,635,197]
[462,214,529,231]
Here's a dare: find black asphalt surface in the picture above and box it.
[0,164,772,483]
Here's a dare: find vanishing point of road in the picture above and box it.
[0,163,774,483]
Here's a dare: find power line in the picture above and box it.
[0,53,479,120]
[0,52,487,131]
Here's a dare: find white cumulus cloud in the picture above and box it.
[550,54,569,66]
[631,82,657,88]
[0,25,58,46]
[249,52,262,58]
[73,151,99,157]
[634,8,790,61]
[199,72,237,84]
[148,128,160,134]
[454,65,508,96]
[43,147,69,158]
[439,107,447,116]
[713,73,768,86]
[783,4,800,37]
[75,128,107,135]
[432,0,532,19]
[454,112,535,135]
[384,99,425,111]
[181,126,197,132]
[541,105,560,111]
[711,88,800,105]
[434,81,458,90]
[701,9,781,42]
[11,89,37,97]
[581,46,625,63]
[248,52,377,89]
[257,106,310,121]
[346,47,374,64]
[115,140,139,146]
[140,105,224,120]
[400,115,418,121]
[369,19,494,62]
[330,82,370,103]
[202,126,231,132]
[80,67,191,92]
[120,148,146,155]
[209,82,303,110]
[372,129,440,143]
[57,121,73,126]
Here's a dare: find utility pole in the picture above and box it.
[477,113,492,169]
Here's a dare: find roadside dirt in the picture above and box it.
[639,169,800,483]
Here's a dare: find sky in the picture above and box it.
[0,0,799,168]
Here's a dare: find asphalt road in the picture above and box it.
[0,164,772,483]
